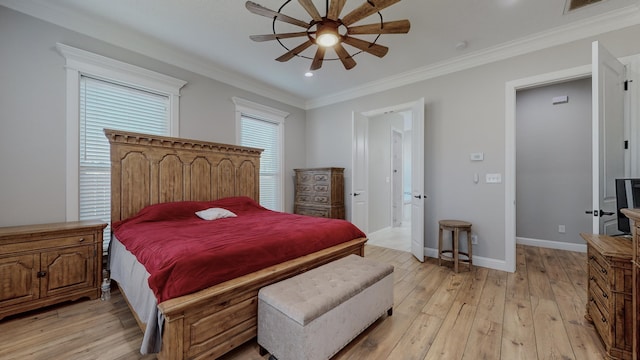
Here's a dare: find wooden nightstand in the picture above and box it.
[581,233,633,360]
[0,220,107,320]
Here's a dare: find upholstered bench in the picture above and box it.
[257,254,394,360]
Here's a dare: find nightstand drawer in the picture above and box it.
[589,298,611,345]
[0,234,95,255]
[589,273,610,314]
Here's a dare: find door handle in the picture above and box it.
[414,195,427,199]
[586,210,598,217]
[353,192,361,197]
[599,210,615,217]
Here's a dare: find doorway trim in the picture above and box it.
[505,65,590,273]
[355,99,425,261]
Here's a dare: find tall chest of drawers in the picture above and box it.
[581,233,633,360]
[294,168,345,219]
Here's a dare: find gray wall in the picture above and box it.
[305,25,640,261]
[0,6,306,226]
[516,78,592,244]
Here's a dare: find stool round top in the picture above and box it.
[439,220,472,228]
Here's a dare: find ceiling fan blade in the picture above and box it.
[334,43,357,70]
[250,32,309,42]
[347,19,410,35]
[342,36,388,58]
[246,1,310,28]
[341,0,401,26]
[310,46,326,70]
[298,0,323,22]
[276,40,314,62]
[327,0,347,21]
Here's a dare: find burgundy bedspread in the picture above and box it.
[112,197,366,303]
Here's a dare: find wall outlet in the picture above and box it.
[558,225,566,233]
[471,234,478,245]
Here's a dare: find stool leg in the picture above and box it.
[467,229,473,271]
[438,226,443,266]
[453,228,459,273]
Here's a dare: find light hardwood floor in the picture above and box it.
[0,245,607,360]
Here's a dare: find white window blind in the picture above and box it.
[240,116,281,211]
[79,76,169,250]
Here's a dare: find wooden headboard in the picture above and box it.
[104,129,262,223]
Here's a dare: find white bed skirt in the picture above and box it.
[109,237,163,354]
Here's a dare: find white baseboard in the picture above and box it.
[424,247,511,272]
[516,237,587,253]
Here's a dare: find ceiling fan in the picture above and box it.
[246,0,410,71]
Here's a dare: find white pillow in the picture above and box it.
[195,207,237,220]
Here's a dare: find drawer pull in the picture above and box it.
[600,268,607,275]
[589,255,596,260]
[590,297,595,303]
[601,317,607,323]
[37,271,47,278]
[78,237,85,242]
[590,276,595,281]
[602,292,608,299]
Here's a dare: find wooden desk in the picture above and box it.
[580,233,633,359]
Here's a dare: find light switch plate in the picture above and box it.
[470,152,484,161]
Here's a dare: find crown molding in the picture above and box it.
[305,3,640,109]
[0,0,307,109]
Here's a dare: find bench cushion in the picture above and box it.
[258,254,393,326]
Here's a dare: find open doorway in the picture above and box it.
[366,111,412,252]
[352,98,425,261]
[515,78,592,251]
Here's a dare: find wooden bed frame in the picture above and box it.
[105,129,367,359]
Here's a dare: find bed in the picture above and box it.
[104,129,367,360]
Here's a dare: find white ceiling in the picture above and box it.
[2,0,640,108]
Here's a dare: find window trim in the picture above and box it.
[57,43,186,221]
[232,97,289,211]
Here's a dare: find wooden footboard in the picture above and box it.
[156,238,367,360]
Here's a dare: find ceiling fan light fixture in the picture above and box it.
[316,24,340,47]
[246,0,411,71]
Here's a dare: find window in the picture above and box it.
[233,97,288,211]
[79,76,170,247]
[58,43,186,251]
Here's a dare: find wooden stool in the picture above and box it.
[438,220,473,273]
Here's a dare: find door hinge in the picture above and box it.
[625,140,629,149]
[624,79,633,91]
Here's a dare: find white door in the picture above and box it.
[591,41,626,234]
[351,112,369,233]
[410,98,425,261]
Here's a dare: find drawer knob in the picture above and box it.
[602,292,608,299]
[78,237,85,242]
[590,276,595,281]
[589,255,595,260]
[601,317,607,323]
[37,271,47,278]
[600,268,607,275]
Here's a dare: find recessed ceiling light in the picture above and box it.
[304,72,314,77]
